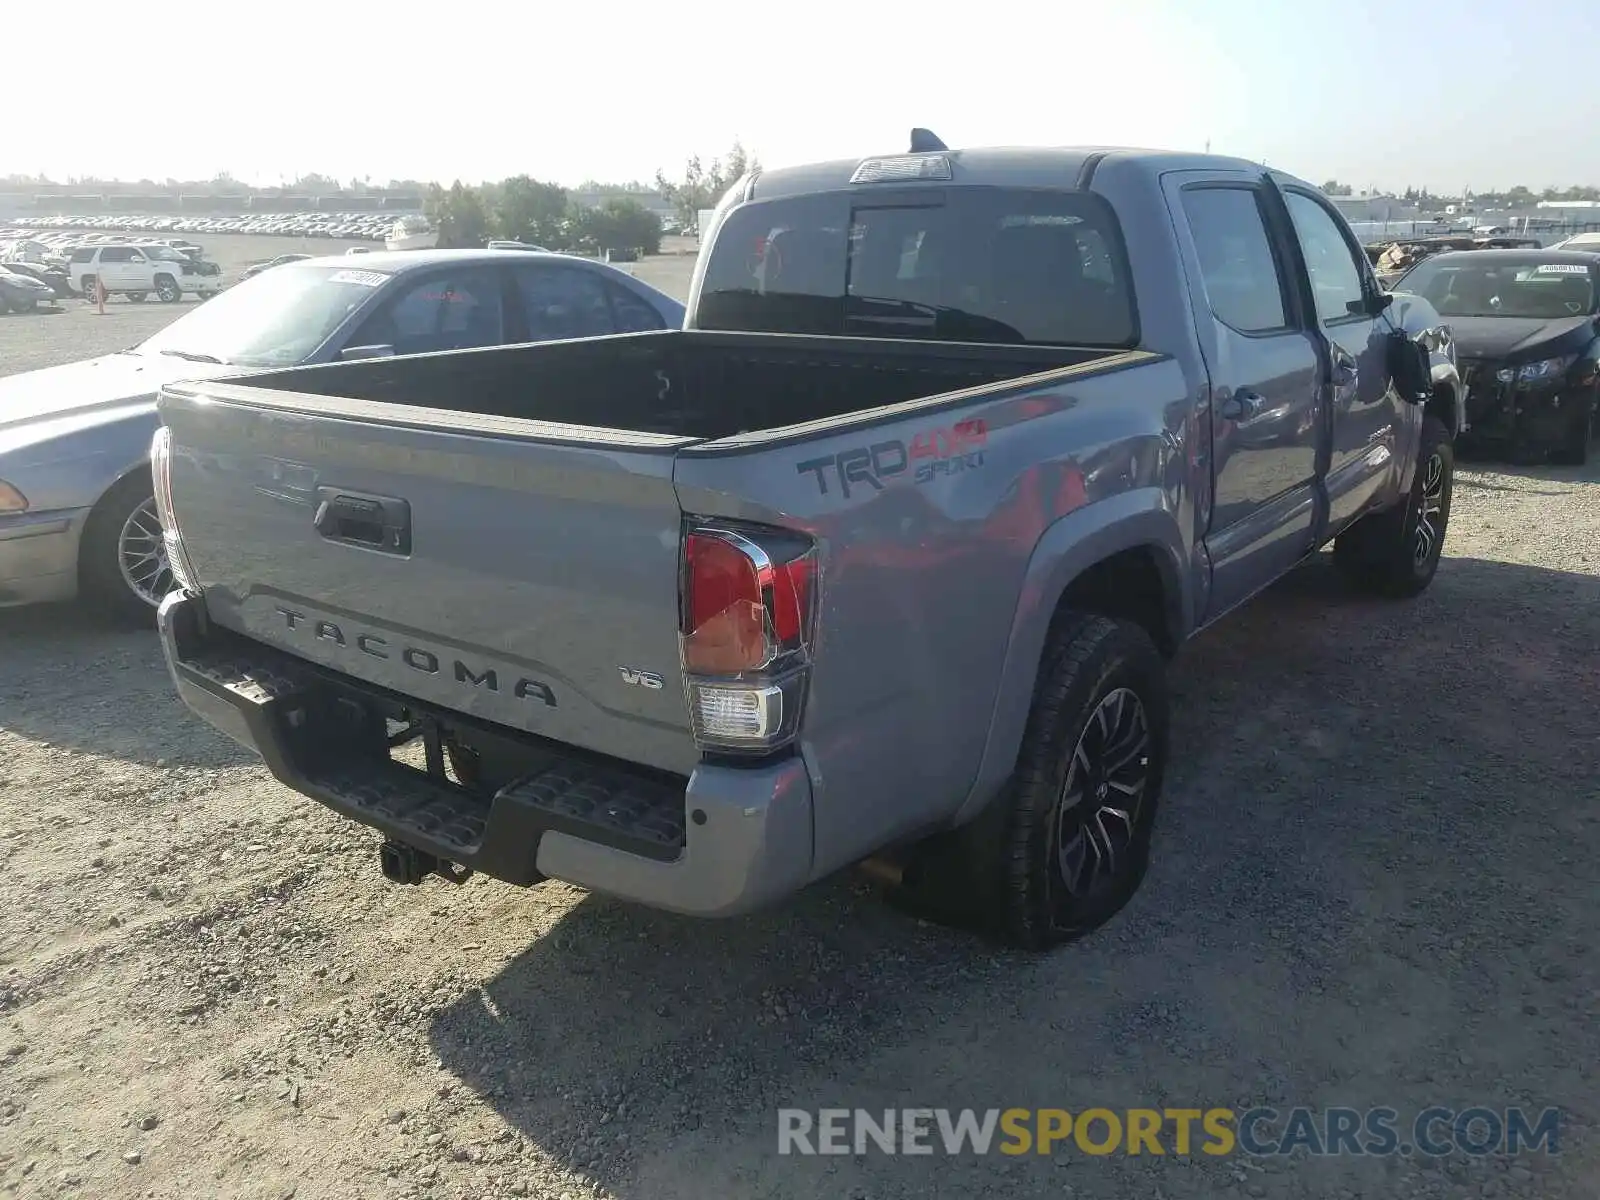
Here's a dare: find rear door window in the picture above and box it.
[697,187,1137,346]
[351,268,506,356]
[606,281,669,331]
[1179,186,1291,333]
[512,264,616,341]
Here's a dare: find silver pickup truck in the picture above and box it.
[152,138,1462,949]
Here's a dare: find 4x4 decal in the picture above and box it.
[795,419,988,499]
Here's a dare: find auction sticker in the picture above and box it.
[329,269,390,287]
[1532,263,1589,274]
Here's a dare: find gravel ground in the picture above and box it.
[1,247,1597,1199]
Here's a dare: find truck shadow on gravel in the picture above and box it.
[0,602,254,769]
[427,552,1598,1198]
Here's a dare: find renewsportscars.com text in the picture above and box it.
[777,1106,1561,1158]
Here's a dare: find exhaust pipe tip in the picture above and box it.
[856,855,905,887]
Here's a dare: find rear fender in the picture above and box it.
[950,489,1190,827]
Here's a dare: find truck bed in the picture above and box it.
[156,328,1147,786]
[211,329,1107,442]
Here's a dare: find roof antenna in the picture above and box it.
[909,128,947,153]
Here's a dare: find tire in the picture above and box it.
[155,274,181,303]
[1549,398,1593,467]
[77,472,172,626]
[0,295,9,315]
[126,291,148,304]
[1334,414,1454,598]
[11,298,35,314]
[79,275,97,302]
[898,613,1169,950]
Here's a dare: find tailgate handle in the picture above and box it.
[312,486,412,556]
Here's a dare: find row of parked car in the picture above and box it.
[0,228,224,306]
[8,210,395,242]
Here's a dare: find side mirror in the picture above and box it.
[339,344,395,361]
[1347,291,1393,317]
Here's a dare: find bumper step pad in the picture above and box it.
[173,635,687,879]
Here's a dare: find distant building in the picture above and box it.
[1535,199,1600,213]
[1329,195,1421,223]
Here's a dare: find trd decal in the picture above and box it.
[796,419,988,498]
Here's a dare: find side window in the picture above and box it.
[69,248,92,263]
[514,266,615,341]
[350,268,505,356]
[100,246,133,263]
[1283,192,1368,323]
[1179,187,1290,333]
[606,282,668,332]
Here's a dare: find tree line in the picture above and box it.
[422,141,758,256]
[422,177,666,256]
[1322,180,1600,206]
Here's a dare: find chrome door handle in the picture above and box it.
[1220,390,1265,421]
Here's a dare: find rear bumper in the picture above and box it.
[157,591,816,917]
[0,508,87,607]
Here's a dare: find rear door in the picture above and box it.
[1275,186,1404,529]
[1165,175,1325,618]
[97,246,135,290]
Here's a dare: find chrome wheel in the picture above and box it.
[1413,451,1445,569]
[116,496,174,607]
[1053,687,1151,901]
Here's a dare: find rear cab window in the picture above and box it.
[697,187,1138,347]
[1178,187,1292,334]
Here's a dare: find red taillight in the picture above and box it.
[770,556,814,644]
[680,526,818,754]
[683,532,768,675]
[686,534,755,629]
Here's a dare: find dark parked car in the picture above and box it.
[0,265,55,312]
[1368,236,1540,291]
[0,260,71,299]
[1392,248,1599,463]
[151,138,1461,949]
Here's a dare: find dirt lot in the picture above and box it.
[1,241,1597,1199]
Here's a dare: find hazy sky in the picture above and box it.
[8,0,1596,191]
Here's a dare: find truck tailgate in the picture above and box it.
[157,385,702,776]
